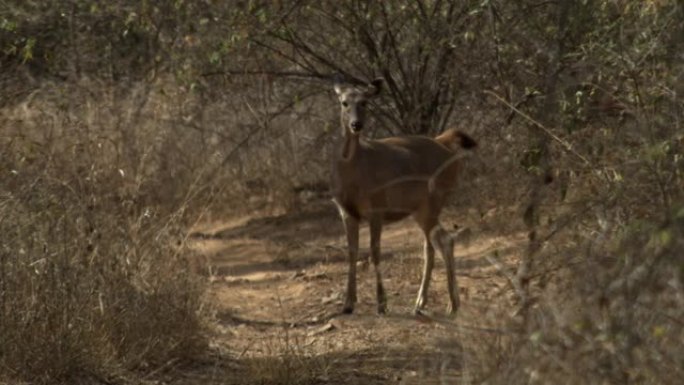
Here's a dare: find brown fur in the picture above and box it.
[331,79,476,315]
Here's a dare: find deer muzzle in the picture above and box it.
[350,121,363,133]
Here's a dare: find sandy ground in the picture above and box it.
[170,199,525,384]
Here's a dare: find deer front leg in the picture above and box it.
[334,200,360,314]
[342,215,359,314]
[369,217,387,314]
[431,226,460,315]
[414,236,435,313]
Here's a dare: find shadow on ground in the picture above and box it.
[181,198,524,385]
[190,200,342,244]
[167,343,464,385]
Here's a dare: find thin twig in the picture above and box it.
[484,90,590,165]
[201,69,331,81]
[486,252,528,310]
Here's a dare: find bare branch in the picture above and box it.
[484,90,590,165]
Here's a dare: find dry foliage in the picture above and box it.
[0,80,210,384]
[1,0,683,384]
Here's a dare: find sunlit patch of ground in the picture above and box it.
[179,200,524,384]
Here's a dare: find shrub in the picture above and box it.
[0,80,209,384]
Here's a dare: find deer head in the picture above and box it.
[334,78,383,135]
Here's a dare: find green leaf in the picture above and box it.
[209,51,221,65]
[658,229,672,246]
[0,18,17,32]
[652,325,666,338]
[21,37,36,63]
[529,331,543,344]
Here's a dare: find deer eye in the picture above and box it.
[342,101,349,108]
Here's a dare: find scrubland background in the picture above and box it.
[1,1,682,384]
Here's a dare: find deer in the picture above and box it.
[331,78,477,316]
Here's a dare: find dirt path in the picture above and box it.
[175,200,524,384]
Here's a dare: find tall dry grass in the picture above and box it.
[444,79,684,385]
[458,209,684,385]
[0,79,212,384]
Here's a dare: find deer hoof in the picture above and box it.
[415,295,427,311]
[342,302,355,314]
[446,303,459,317]
[377,304,387,315]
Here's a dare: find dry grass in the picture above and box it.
[0,79,211,384]
[1,11,681,385]
[1,3,681,385]
[437,129,684,385]
[242,331,332,385]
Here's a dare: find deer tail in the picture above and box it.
[435,129,478,151]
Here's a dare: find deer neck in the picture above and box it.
[337,116,361,162]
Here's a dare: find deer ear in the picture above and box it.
[333,83,344,96]
[366,78,383,97]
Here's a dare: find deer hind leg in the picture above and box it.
[334,199,359,314]
[414,229,435,313]
[413,208,439,314]
[369,217,387,314]
[430,225,460,315]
